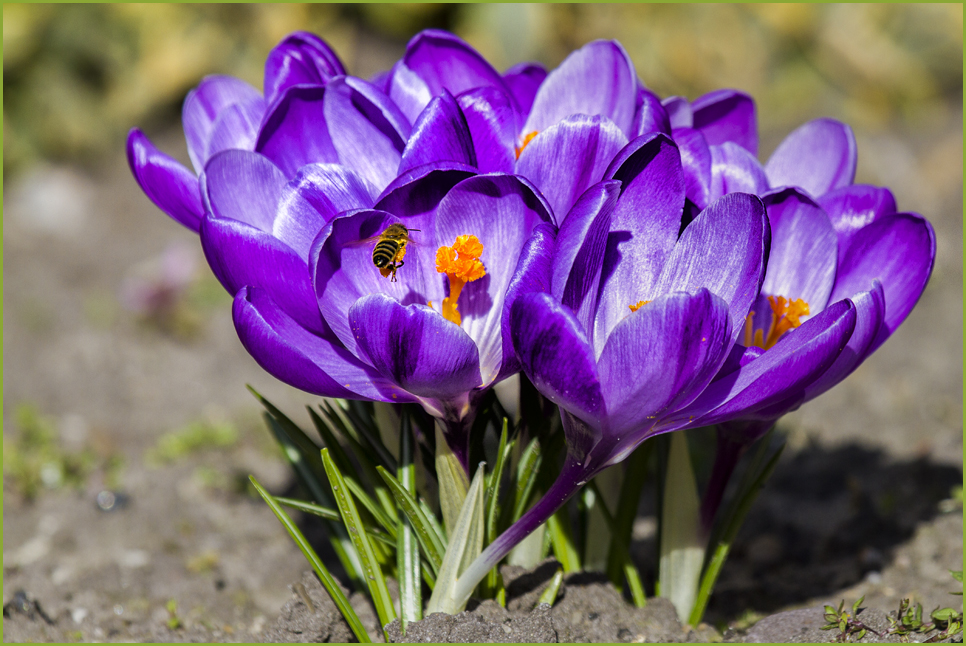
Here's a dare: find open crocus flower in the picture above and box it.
[453,132,835,603]
[198,142,554,467]
[684,183,935,528]
[128,31,415,233]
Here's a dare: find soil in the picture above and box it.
[3,102,963,640]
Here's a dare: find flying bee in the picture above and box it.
[348,223,420,282]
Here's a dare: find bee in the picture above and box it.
[350,223,419,282]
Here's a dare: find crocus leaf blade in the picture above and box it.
[249,476,372,643]
[320,448,397,633]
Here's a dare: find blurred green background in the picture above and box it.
[3,3,962,177]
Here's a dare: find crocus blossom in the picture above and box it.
[455,132,845,603]
[660,93,936,527]
[691,184,935,527]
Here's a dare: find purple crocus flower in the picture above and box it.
[185,146,553,469]
[686,184,935,528]
[657,95,936,527]
[454,132,852,601]
[128,31,417,233]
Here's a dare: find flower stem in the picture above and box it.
[452,453,588,604]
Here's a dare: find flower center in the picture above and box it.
[743,295,810,350]
[628,300,651,312]
[435,234,486,326]
[515,131,539,159]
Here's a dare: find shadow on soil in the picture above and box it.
[650,443,960,626]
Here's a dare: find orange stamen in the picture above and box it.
[515,131,539,159]
[436,234,486,326]
[743,295,810,350]
[628,300,651,312]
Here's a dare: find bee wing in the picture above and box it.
[342,234,383,249]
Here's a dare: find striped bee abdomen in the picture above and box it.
[372,240,400,267]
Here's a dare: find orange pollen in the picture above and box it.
[743,295,810,350]
[628,300,651,312]
[435,234,486,326]
[515,131,539,160]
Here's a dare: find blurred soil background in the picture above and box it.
[3,4,963,642]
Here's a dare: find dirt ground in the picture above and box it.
[3,74,963,645]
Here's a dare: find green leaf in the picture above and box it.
[482,419,512,599]
[607,442,651,592]
[258,405,366,589]
[511,437,542,522]
[547,504,581,573]
[320,448,396,634]
[377,466,445,575]
[435,424,469,538]
[951,570,964,584]
[689,432,785,625]
[249,476,371,643]
[397,409,422,632]
[659,431,705,623]
[273,496,396,548]
[344,477,398,540]
[427,463,487,615]
[587,479,646,608]
[313,404,398,522]
[536,567,564,608]
[931,607,959,622]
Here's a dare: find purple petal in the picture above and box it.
[598,289,732,436]
[671,127,712,209]
[264,31,346,104]
[682,299,856,425]
[829,212,935,345]
[662,96,692,129]
[692,89,758,155]
[652,192,768,345]
[398,90,477,175]
[434,174,553,384]
[458,86,518,174]
[502,62,547,115]
[349,293,482,399]
[386,60,434,124]
[761,187,837,311]
[515,114,628,224]
[201,215,323,333]
[204,149,286,232]
[183,75,264,173]
[765,118,857,198]
[389,30,512,123]
[205,96,266,161]
[274,164,377,259]
[498,223,557,382]
[312,209,443,357]
[594,133,686,354]
[127,128,204,232]
[802,284,885,400]
[709,142,768,202]
[233,286,410,402]
[510,292,605,426]
[633,86,671,138]
[324,77,411,190]
[818,184,898,254]
[523,40,637,137]
[375,160,476,219]
[552,180,621,334]
[255,85,338,178]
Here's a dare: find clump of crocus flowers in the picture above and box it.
[128,28,935,633]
